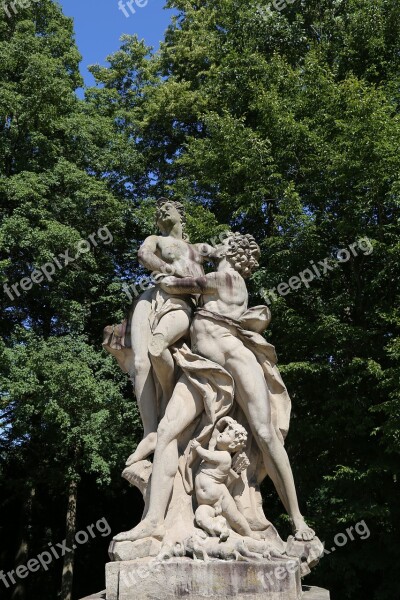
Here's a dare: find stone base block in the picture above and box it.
[80,584,329,600]
[303,587,330,599]
[108,538,162,562]
[106,557,304,600]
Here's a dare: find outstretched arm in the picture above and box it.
[160,273,219,296]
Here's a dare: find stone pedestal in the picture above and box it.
[80,584,329,600]
[302,588,330,599]
[106,557,304,600]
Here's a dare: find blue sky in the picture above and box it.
[58,0,176,88]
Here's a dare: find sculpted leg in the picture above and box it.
[226,352,315,542]
[149,310,191,415]
[126,290,158,465]
[220,491,261,539]
[125,431,158,466]
[195,505,230,540]
[114,376,204,542]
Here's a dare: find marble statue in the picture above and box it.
[103,200,326,600]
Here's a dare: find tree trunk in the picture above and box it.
[11,488,35,600]
[60,479,78,600]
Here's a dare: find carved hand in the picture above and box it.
[159,276,176,289]
[191,439,201,452]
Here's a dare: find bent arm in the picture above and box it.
[138,236,169,274]
[209,418,236,450]
[197,447,227,465]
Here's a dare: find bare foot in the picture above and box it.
[293,518,315,542]
[125,432,158,466]
[113,518,165,542]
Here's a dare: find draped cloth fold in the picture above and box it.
[149,287,194,332]
[173,344,234,494]
[174,305,292,495]
[195,306,292,443]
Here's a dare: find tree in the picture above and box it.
[0,2,141,598]
[86,1,400,598]
[2,1,399,597]
[1,334,139,599]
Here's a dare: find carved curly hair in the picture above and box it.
[224,232,260,278]
[156,197,189,240]
[228,422,248,451]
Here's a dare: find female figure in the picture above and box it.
[120,198,213,465]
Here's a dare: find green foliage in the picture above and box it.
[1,332,139,486]
[1,1,400,598]
[87,1,400,598]
[0,4,142,598]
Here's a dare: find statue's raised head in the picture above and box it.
[156,197,188,240]
[221,232,260,278]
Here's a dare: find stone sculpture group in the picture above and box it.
[102,198,325,599]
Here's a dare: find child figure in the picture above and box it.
[192,417,260,541]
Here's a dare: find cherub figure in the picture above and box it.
[192,417,259,540]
